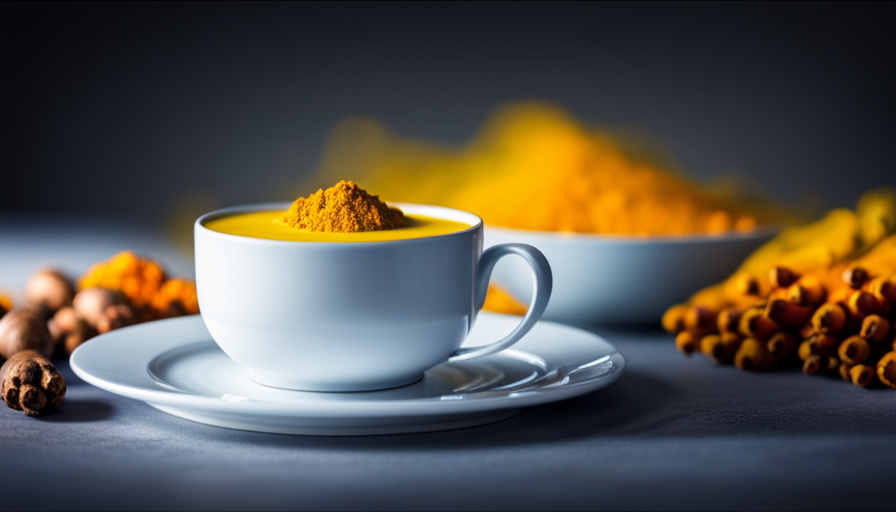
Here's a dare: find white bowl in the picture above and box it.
[484,226,776,325]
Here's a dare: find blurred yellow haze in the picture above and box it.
[309,102,772,236]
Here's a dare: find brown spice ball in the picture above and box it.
[52,306,80,334]
[63,320,95,356]
[47,317,64,345]
[0,307,55,359]
[0,350,66,416]
[49,306,97,357]
[73,287,129,328]
[24,269,75,312]
[95,304,135,334]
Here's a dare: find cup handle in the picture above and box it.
[449,243,552,362]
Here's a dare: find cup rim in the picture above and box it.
[195,202,483,245]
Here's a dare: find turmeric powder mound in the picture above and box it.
[79,251,166,308]
[79,252,201,320]
[282,180,405,233]
[305,103,780,236]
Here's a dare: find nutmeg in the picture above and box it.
[0,307,55,359]
[95,304,135,334]
[63,320,96,356]
[52,306,81,334]
[50,306,97,356]
[73,287,129,327]
[24,269,75,312]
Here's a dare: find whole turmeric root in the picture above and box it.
[0,350,66,416]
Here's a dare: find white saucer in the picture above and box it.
[70,313,624,435]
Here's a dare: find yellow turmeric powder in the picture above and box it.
[306,103,777,236]
[481,285,528,316]
[79,251,166,308]
[282,180,405,233]
[79,251,199,320]
[306,103,785,316]
[680,195,890,314]
[0,293,11,314]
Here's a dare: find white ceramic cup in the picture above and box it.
[195,202,552,392]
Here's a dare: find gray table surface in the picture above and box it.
[1,221,894,511]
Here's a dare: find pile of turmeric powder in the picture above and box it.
[79,251,165,310]
[663,188,896,389]
[305,102,780,236]
[79,251,199,321]
[282,180,405,233]
[78,251,199,320]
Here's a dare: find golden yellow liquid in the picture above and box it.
[204,211,474,242]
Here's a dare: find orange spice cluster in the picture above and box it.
[0,252,198,362]
[282,180,405,233]
[0,294,11,315]
[663,189,896,389]
[79,251,199,321]
[311,103,774,236]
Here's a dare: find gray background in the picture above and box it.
[3,2,895,230]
